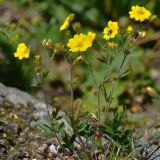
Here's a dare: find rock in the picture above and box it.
[49,144,57,155]
[0,144,7,156]
[0,83,74,159]
[0,82,73,133]
[0,82,51,120]
[135,128,160,160]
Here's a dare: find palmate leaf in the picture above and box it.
[60,130,76,148]
[99,125,114,135]
[78,123,89,134]
[111,113,124,131]
[37,120,53,134]
[70,133,77,146]
[57,122,65,130]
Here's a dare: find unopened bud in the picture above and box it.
[127,25,133,33]
[34,66,41,74]
[42,38,53,48]
[34,55,41,65]
[54,43,65,53]
[138,31,147,38]
[77,55,84,61]
[72,22,81,32]
[150,15,157,21]
[107,42,118,49]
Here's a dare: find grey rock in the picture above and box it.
[136,128,160,160]
[49,144,57,154]
[0,82,71,131]
[0,82,51,120]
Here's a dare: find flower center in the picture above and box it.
[77,42,83,48]
[107,30,113,36]
[137,9,144,15]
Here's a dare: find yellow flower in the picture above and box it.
[127,25,133,33]
[14,43,30,60]
[107,42,118,49]
[67,32,96,52]
[87,31,96,42]
[60,13,75,31]
[103,21,119,40]
[129,5,151,22]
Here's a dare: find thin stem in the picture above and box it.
[39,74,51,120]
[41,86,62,146]
[35,74,62,146]
[65,57,90,158]
[43,89,51,119]
[103,80,116,119]
[103,48,128,120]
[49,52,56,62]
[45,50,56,72]
[98,50,117,120]
[86,58,101,124]
[63,54,74,116]
[95,41,107,57]
[86,59,98,86]
[64,55,90,158]
[100,49,114,84]
[68,62,74,116]
[97,87,101,124]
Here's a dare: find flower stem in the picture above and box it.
[86,59,101,124]
[68,62,74,116]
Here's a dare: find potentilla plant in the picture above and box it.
[13,5,155,160]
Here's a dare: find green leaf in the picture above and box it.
[42,70,50,79]
[37,120,53,133]
[97,57,107,64]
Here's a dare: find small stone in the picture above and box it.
[2,133,6,138]
[49,144,57,155]
[0,146,7,156]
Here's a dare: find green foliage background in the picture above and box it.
[0,0,159,110]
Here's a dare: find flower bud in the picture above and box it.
[54,43,65,53]
[138,31,147,38]
[127,25,133,33]
[72,22,81,32]
[42,38,53,48]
